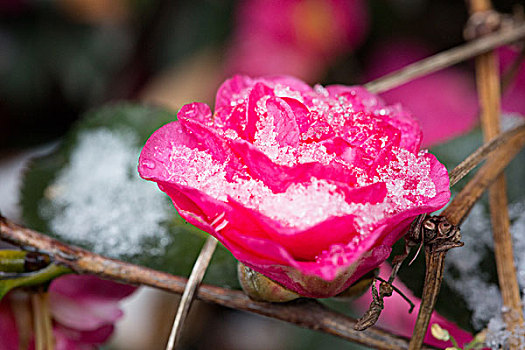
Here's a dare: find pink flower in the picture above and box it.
[365,40,479,147]
[500,46,525,116]
[139,75,450,297]
[225,0,368,81]
[0,275,135,350]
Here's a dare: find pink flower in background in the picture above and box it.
[225,0,368,81]
[365,40,479,147]
[354,265,473,348]
[0,275,135,350]
[500,46,525,116]
[139,75,450,297]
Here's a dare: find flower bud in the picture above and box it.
[431,323,451,341]
[238,263,300,302]
[334,269,377,300]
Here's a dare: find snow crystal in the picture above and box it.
[274,84,304,102]
[40,129,172,257]
[445,204,502,329]
[486,312,525,349]
[447,199,525,340]
[150,80,441,234]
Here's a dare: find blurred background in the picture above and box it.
[1,0,524,349]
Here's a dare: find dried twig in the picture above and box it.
[166,236,217,350]
[407,113,525,349]
[356,122,525,334]
[469,2,525,342]
[365,22,525,94]
[408,5,525,347]
[0,217,435,350]
[448,121,525,187]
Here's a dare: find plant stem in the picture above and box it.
[469,1,524,343]
[409,250,447,350]
[408,121,525,348]
[0,217,436,350]
[444,128,525,226]
[448,122,525,187]
[31,293,45,350]
[365,22,525,94]
[165,236,217,350]
[41,292,54,350]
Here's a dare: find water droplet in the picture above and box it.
[142,160,156,169]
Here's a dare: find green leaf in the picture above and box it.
[20,103,240,289]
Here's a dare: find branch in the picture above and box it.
[448,121,525,187]
[408,114,525,349]
[0,217,436,350]
[364,22,525,94]
[470,1,524,341]
[166,236,217,350]
[445,125,525,226]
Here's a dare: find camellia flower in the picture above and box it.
[139,75,450,297]
[0,275,135,350]
[225,0,368,81]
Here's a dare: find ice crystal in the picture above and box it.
[155,81,439,231]
[445,204,501,329]
[446,198,525,343]
[40,129,172,257]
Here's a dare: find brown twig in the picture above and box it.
[407,87,525,349]
[469,2,525,343]
[165,236,217,350]
[444,125,525,226]
[364,22,525,94]
[0,217,435,350]
[448,121,525,187]
[358,122,525,335]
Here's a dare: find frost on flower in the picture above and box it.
[40,129,172,258]
[139,75,450,297]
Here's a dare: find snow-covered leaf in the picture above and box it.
[20,103,239,288]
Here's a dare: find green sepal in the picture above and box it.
[0,264,72,301]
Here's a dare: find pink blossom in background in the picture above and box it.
[500,46,525,116]
[365,40,479,147]
[225,0,369,82]
[0,299,18,350]
[0,275,135,350]
[353,264,473,348]
[139,75,450,298]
